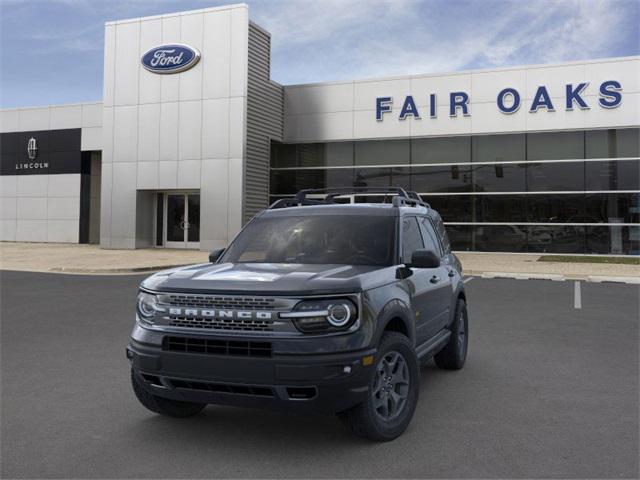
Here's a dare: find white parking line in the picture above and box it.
[463,277,474,283]
[574,281,582,309]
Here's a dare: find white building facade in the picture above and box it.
[1,4,638,254]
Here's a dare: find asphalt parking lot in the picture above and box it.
[1,271,638,479]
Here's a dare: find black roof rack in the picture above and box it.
[268,187,430,210]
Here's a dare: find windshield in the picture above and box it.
[221,215,397,266]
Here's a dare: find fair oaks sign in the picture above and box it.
[141,44,201,74]
[376,80,623,121]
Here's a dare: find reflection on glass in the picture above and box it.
[412,137,470,164]
[526,194,585,222]
[585,128,640,158]
[587,226,640,255]
[527,131,584,160]
[472,164,526,192]
[188,194,200,242]
[472,225,528,252]
[585,160,640,191]
[166,195,185,242]
[355,140,409,165]
[472,134,525,162]
[585,192,640,224]
[476,195,528,222]
[411,166,472,193]
[353,167,410,189]
[423,195,474,222]
[527,162,585,191]
[526,226,585,253]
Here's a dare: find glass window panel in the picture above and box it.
[585,160,640,191]
[166,194,185,243]
[526,226,585,253]
[418,217,441,256]
[446,225,472,251]
[423,195,473,222]
[270,142,296,168]
[326,168,354,189]
[527,161,585,191]
[587,226,640,255]
[526,194,585,223]
[472,134,525,162]
[411,165,473,193]
[412,136,470,164]
[401,217,425,264]
[271,142,354,168]
[471,225,528,252]
[187,194,200,242]
[270,170,323,194]
[355,139,409,166]
[432,215,452,253]
[476,195,528,222]
[585,192,640,224]
[297,144,325,167]
[527,131,584,160]
[585,128,640,158]
[325,142,354,166]
[354,168,392,187]
[472,163,526,192]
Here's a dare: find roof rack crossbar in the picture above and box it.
[268,187,431,210]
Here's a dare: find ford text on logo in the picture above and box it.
[141,44,201,74]
[376,80,623,120]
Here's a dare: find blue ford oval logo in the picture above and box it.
[141,44,201,74]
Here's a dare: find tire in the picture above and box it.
[131,369,206,417]
[434,298,468,370]
[338,332,419,442]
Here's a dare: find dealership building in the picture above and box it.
[1,4,638,254]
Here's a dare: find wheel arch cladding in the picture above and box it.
[376,299,415,345]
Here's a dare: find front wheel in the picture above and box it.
[131,370,206,417]
[338,332,419,441]
[434,298,468,370]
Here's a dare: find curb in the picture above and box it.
[49,264,188,274]
[465,270,640,284]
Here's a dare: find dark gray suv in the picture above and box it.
[127,187,468,441]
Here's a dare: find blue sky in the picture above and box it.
[1,0,638,108]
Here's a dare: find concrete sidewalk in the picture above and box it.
[457,252,640,283]
[0,242,638,281]
[0,242,208,274]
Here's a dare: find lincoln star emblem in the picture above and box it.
[27,137,38,160]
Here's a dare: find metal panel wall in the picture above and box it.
[244,23,284,223]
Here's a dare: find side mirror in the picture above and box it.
[408,249,440,269]
[209,248,225,263]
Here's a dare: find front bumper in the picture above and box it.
[127,331,376,414]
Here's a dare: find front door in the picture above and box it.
[164,193,200,248]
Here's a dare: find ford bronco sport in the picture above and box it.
[127,187,469,441]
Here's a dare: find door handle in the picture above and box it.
[448,269,456,277]
[430,275,440,284]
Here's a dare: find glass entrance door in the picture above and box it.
[164,193,200,248]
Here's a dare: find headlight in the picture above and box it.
[137,291,158,323]
[281,298,357,333]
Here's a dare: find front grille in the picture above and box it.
[168,378,274,397]
[167,294,276,310]
[168,316,273,332]
[163,336,272,357]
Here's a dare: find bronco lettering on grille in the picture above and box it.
[167,308,273,320]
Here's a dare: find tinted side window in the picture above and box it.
[402,217,424,264]
[419,217,442,256]
[433,216,452,253]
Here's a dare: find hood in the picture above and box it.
[141,262,396,296]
